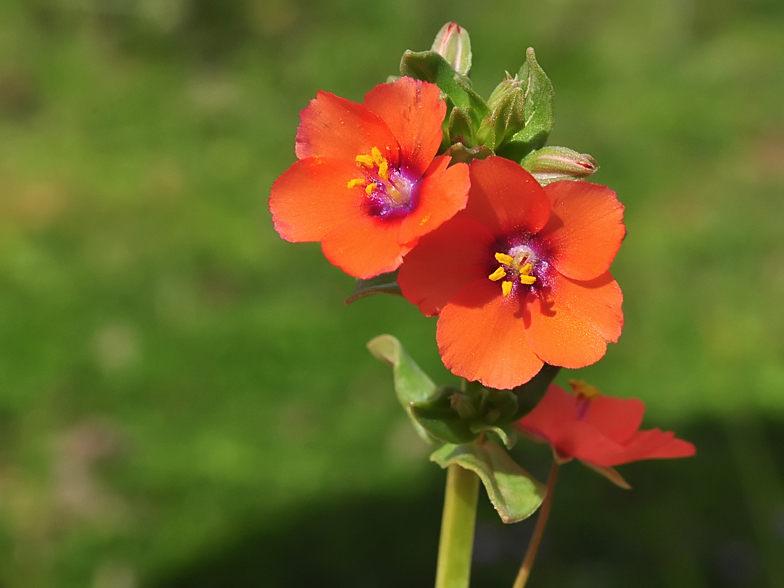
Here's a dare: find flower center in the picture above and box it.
[346,147,416,219]
[488,245,538,298]
[569,379,601,420]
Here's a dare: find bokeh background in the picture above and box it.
[1,0,783,586]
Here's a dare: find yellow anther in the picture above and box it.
[365,183,378,195]
[520,263,533,275]
[371,146,384,165]
[378,158,389,180]
[520,275,536,285]
[488,267,507,281]
[356,154,375,167]
[495,252,514,266]
[568,379,601,400]
[501,281,513,297]
[346,178,366,189]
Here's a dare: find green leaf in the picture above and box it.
[345,271,402,305]
[496,48,555,161]
[399,50,488,127]
[469,422,517,449]
[367,335,440,444]
[431,440,546,523]
[410,388,480,445]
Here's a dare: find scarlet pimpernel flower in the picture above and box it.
[398,156,625,389]
[515,381,696,469]
[269,77,471,279]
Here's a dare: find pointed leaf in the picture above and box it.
[367,335,440,444]
[400,50,489,126]
[496,48,555,161]
[431,440,546,523]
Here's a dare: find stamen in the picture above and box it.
[495,252,514,266]
[346,178,366,189]
[488,267,507,281]
[520,263,533,275]
[371,147,385,166]
[568,379,601,400]
[378,158,389,180]
[501,281,513,297]
[355,154,375,167]
[520,275,536,285]
[365,183,378,195]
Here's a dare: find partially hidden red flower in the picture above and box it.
[398,156,625,389]
[269,77,470,279]
[515,382,695,484]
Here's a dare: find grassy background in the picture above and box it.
[1,0,783,586]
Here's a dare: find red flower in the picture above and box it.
[398,156,625,389]
[515,382,696,470]
[269,77,470,279]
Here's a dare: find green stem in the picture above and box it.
[435,464,480,588]
[513,461,560,588]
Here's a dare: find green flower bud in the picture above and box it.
[521,146,598,185]
[430,22,472,76]
[477,73,527,149]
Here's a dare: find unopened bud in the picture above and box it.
[521,146,598,185]
[477,73,526,149]
[487,73,522,110]
[430,22,472,76]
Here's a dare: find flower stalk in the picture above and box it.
[435,464,480,588]
[513,461,560,588]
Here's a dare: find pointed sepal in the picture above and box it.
[580,460,632,490]
[345,271,402,304]
[410,387,481,445]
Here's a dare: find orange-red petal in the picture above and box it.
[599,429,696,466]
[459,157,550,236]
[526,271,623,368]
[517,385,696,467]
[321,213,412,279]
[295,90,400,167]
[517,384,580,438]
[269,157,365,242]
[539,181,625,281]
[398,216,495,316]
[362,78,445,178]
[583,395,645,444]
[437,279,543,389]
[398,156,470,246]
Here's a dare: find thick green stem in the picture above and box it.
[435,464,480,588]
[513,461,560,588]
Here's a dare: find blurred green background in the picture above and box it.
[1,0,783,586]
